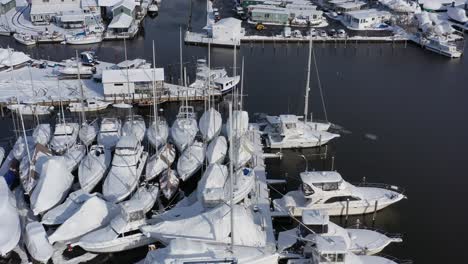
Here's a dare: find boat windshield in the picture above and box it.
[313,181,342,191]
[320,253,345,262]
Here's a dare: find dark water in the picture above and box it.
[1,0,468,263]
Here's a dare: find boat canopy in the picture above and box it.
[116,135,139,152]
[313,235,347,255]
[279,114,299,124]
[300,171,343,185]
[54,124,74,136]
[302,209,330,226]
[101,118,119,132]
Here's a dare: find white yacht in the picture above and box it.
[32,123,51,145]
[98,117,122,149]
[79,120,99,146]
[13,33,37,46]
[30,158,74,215]
[423,35,462,58]
[7,104,54,116]
[145,143,176,181]
[65,32,103,45]
[189,59,240,94]
[159,169,180,200]
[199,107,222,142]
[206,135,227,164]
[177,141,205,181]
[58,60,95,75]
[278,210,402,256]
[48,196,119,244]
[24,221,54,263]
[103,135,148,203]
[170,106,199,152]
[42,189,97,225]
[147,118,169,150]
[79,145,112,192]
[50,122,79,154]
[0,177,21,257]
[69,99,111,112]
[76,185,159,253]
[262,115,339,149]
[122,115,147,142]
[273,171,406,217]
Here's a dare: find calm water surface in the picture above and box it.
[1,0,468,263]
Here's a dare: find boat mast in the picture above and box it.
[207,40,211,110]
[19,108,32,165]
[179,26,183,86]
[304,30,312,122]
[76,51,86,124]
[240,57,244,110]
[152,40,158,133]
[228,101,234,252]
[233,43,237,111]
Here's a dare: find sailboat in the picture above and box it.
[206,135,227,164]
[170,105,198,153]
[0,177,21,257]
[260,31,340,149]
[159,169,180,200]
[79,144,112,192]
[145,143,176,181]
[177,141,205,182]
[32,123,51,146]
[122,115,147,143]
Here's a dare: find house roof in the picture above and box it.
[345,9,391,19]
[102,68,164,84]
[111,0,136,12]
[213,17,242,28]
[108,12,133,29]
[98,0,121,7]
[30,4,82,15]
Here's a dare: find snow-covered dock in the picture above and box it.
[241,34,409,44]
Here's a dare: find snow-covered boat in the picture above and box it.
[63,144,87,172]
[159,169,179,200]
[42,189,97,225]
[66,32,103,45]
[58,59,95,75]
[233,134,254,169]
[0,48,31,68]
[12,135,34,160]
[422,35,463,58]
[277,210,402,256]
[77,185,159,253]
[0,177,21,257]
[273,171,406,217]
[30,158,74,215]
[13,33,37,46]
[7,104,54,116]
[103,135,148,203]
[447,7,468,23]
[50,122,79,154]
[0,147,4,167]
[24,221,54,263]
[148,4,159,13]
[69,99,111,112]
[19,144,52,195]
[206,135,227,164]
[48,196,119,244]
[79,120,99,146]
[189,59,240,94]
[225,110,249,139]
[177,141,205,181]
[122,115,147,142]
[170,106,198,152]
[79,145,111,192]
[98,117,122,149]
[33,123,51,145]
[147,118,169,150]
[199,107,222,142]
[145,143,176,181]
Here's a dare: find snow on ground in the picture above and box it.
[379,0,422,13]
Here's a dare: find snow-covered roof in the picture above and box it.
[97,0,120,6]
[213,17,242,29]
[0,49,31,67]
[345,9,391,19]
[336,1,366,9]
[300,171,343,185]
[108,13,133,29]
[0,0,14,5]
[102,68,164,83]
[279,114,299,124]
[112,0,136,12]
[302,209,330,226]
[30,4,81,15]
[59,11,85,22]
[81,0,98,8]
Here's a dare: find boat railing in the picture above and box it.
[345,224,404,240]
[375,253,413,264]
[352,180,406,195]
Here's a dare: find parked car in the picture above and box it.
[328,29,337,37]
[319,30,327,37]
[337,29,346,38]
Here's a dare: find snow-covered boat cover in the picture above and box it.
[42,189,97,225]
[206,135,227,164]
[24,221,54,263]
[199,108,222,142]
[0,177,21,256]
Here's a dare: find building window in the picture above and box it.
[114,83,124,86]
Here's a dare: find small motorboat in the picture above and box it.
[69,99,111,112]
[147,118,169,150]
[79,120,99,146]
[24,221,54,263]
[145,143,176,181]
[7,104,54,115]
[48,196,119,244]
[98,117,122,150]
[122,115,147,142]
[199,107,222,142]
[30,158,74,215]
[63,144,87,172]
[13,33,37,46]
[177,141,205,182]
[42,189,97,226]
[159,169,179,200]
[170,106,198,152]
[102,135,148,203]
[58,60,95,75]
[66,32,103,45]
[0,177,21,256]
[206,136,227,164]
[50,122,79,154]
[79,145,111,192]
[33,123,51,145]
[273,171,406,217]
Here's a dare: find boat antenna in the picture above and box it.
[76,50,86,124]
[240,57,244,110]
[311,36,328,123]
[228,101,235,252]
[304,29,312,123]
[299,155,309,172]
[179,26,183,86]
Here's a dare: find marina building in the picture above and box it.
[250,4,324,26]
[30,0,83,25]
[106,0,138,38]
[342,9,391,30]
[210,17,244,42]
[0,0,15,15]
[334,1,367,12]
[101,68,164,97]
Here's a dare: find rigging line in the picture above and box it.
[311,42,328,123]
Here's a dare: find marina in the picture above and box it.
[0,0,467,263]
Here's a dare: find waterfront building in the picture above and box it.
[30,0,82,25]
[0,0,15,15]
[342,9,391,30]
[101,68,164,97]
[250,4,323,26]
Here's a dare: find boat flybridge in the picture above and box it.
[273,171,406,217]
[189,59,240,94]
[278,210,402,256]
[98,117,122,150]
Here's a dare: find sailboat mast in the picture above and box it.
[152,40,158,131]
[19,108,32,164]
[233,44,237,110]
[304,31,312,122]
[228,101,234,252]
[207,41,211,109]
[240,57,244,110]
[180,27,183,86]
[76,51,86,123]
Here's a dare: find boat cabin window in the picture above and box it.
[284,123,296,129]
[312,181,342,191]
[324,196,360,204]
[302,183,315,196]
[126,210,145,222]
[299,224,328,236]
[117,229,141,238]
[320,253,345,263]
